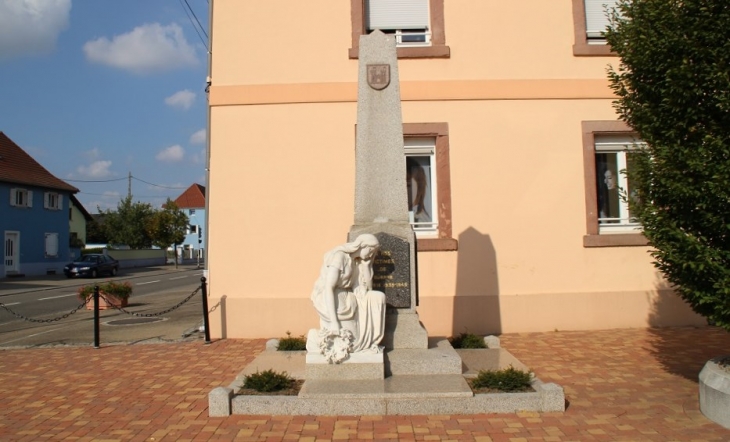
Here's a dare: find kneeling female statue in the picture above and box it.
[308,234,386,363]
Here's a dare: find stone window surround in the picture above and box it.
[349,0,450,59]
[582,120,648,247]
[403,122,457,252]
[571,0,617,57]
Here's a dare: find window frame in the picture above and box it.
[10,188,32,208]
[403,123,456,251]
[44,192,62,210]
[349,0,450,59]
[405,137,438,234]
[571,0,617,57]
[582,121,648,247]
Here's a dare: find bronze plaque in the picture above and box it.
[367,64,390,90]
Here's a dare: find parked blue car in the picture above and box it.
[63,254,119,278]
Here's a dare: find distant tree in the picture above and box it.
[102,196,156,249]
[147,198,189,254]
[86,215,108,244]
[606,0,730,330]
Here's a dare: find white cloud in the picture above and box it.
[156,144,185,162]
[0,0,71,60]
[165,89,195,110]
[77,160,113,178]
[83,23,198,74]
[191,148,207,164]
[190,128,206,144]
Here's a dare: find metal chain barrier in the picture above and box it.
[100,285,201,318]
[208,300,221,314]
[0,299,89,323]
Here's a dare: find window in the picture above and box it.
[45,233,59,258]
[405,138,437,233]
[189,224,198,234]
[595,134,642,233]
[44,192,62,210]
[572,0,618,56]
[368,0,430,46]
[350,0,449,59]
[582,121,648,247]
[403,123,456,251]
[189,209,196,215]
[9,188,32,208]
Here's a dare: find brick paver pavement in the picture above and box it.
[1,326,729,441]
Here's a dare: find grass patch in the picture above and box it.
[469,366,533,393]
[277,331,307,351]
[449,332,486,349]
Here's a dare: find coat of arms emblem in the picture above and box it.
[367,64,390,90]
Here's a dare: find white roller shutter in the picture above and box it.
[367,0,429,30]
[585,0,618,38]
[45,233,58,257]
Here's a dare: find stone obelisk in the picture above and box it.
[349,30,427,349]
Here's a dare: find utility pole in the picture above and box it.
[128,172,132,198]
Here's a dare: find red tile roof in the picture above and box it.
[174,183,206,208]
[0,132,78,192]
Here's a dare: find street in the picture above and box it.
[0,266,208,347]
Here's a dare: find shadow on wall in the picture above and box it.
[452,227,501,336]
[646,274,723,382]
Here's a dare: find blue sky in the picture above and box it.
[0,0,209,212]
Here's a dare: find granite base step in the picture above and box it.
[299,374,472,399]
[385,338,462,376]
[225,376,564,416]
[212,342,566,416]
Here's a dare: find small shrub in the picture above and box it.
[471,366,533,392]
[449,332,486,349]
[277,331,307,351]
[243,369,294,393]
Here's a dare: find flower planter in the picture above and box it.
[78,281,133,311]
[85,293,129,310]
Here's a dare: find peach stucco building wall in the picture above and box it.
[205,0,703,339]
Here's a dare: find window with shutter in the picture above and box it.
[10,188,30,208]
[350,0,449,59]
[367,0,430,46]
[572,0,618,56]
[44,192,61,210]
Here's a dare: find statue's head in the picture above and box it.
[353,234,380,260]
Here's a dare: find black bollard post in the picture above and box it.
[93,285,100,349]
[201,277,211,344]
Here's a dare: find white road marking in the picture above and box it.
[136,280,160,285]
[169,276,187,280]
[1,302,20,306]
[37,293,77,301]
[0,327,63,345]
[193,272,203,276]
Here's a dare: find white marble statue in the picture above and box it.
[308,234,386,363]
